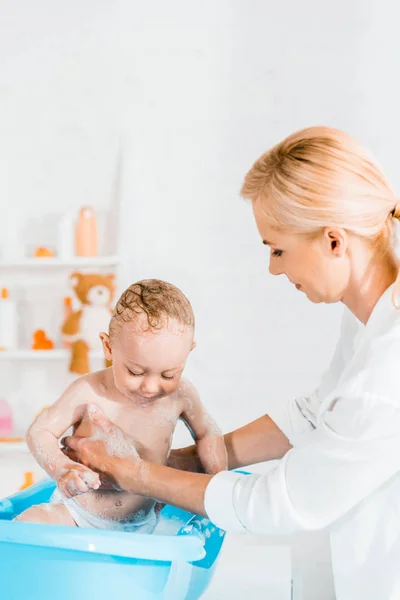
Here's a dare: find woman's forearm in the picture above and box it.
[225,414,292,469]
[116,458,211,516]
[63,409,292,515]
[114,413,291,512]
[169,415,291,472]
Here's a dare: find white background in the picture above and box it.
[1,1,399,598]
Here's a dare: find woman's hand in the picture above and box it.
[63,404,212,515]
[167,446,205,473]
[62,405,144,493]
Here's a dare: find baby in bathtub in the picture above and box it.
[16,279,227,532]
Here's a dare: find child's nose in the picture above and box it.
[140,377,159,396]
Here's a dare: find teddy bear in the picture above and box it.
[62,272,115,375]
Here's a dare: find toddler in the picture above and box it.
[16,279,227,532]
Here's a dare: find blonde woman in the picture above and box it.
[65,127,400,600]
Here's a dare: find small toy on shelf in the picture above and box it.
[0,287,18,350]
[62,272,115,375]
[34,247,54,258]
[19,471,35,490]
[32,330,54,350]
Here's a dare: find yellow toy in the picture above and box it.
[61,272,115,375]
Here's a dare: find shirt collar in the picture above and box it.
[364,282,396,334]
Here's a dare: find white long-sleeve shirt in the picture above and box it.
[204,284,400,600]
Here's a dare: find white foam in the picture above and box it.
[87,420,139,460]
[154,514,186,536]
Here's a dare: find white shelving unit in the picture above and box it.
[0,253,119,458]
[0,256,120,269]
[0,441,28,453]
[0,350,104,361]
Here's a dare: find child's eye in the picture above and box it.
[272,249,283,257]
[162,374,175,380]
[128,369,144,377]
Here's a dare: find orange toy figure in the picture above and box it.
[61,272,115,375]
[34,247,54,258]
[19,471,35,490]
[32,330,55,350]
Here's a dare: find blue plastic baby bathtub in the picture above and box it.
[0,479,226,600]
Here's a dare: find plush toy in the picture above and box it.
[62,272,115,375]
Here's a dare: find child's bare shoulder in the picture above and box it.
[60,369,106,406]
[176,378,201,407]
[76,368,122,410]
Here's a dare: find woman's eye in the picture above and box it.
[272,249,283,257]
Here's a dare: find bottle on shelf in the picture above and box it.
[0,288,18,350]
[75,206,98,257]
[58,214,75,260]
[1,210,24,261]
[0,398,13,437]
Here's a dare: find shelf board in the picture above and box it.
[0,350,105,361]
[0,256,120,268]
[0,441,29,453]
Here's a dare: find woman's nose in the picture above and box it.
[269,257,282,276]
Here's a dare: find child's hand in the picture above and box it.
[56,465,101,498]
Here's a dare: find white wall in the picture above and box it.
[1,1,399,598]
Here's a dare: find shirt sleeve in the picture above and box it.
[275,307,359,446]
[205,391,400,534]
[205,334,400,535]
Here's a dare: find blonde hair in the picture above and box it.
[241,126,400,306]
[109,279,195,336]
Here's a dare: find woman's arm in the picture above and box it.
[63,408,212,515]
[63,407,291,515]
[65,387,400,536]
[168,414,292,472]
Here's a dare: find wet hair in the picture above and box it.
[109,279,195,337]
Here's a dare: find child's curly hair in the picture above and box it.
[109,279,194,336]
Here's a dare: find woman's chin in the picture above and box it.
[303,289,324,304]
[310,291,342,304]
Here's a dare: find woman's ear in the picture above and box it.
[99,332,112,361]
[323,227,347,257]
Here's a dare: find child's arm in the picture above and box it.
[179,380,228,475]
[26,380,100,498]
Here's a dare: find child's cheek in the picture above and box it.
[166,379,180,394]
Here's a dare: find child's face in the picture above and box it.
[101,318,195,407]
